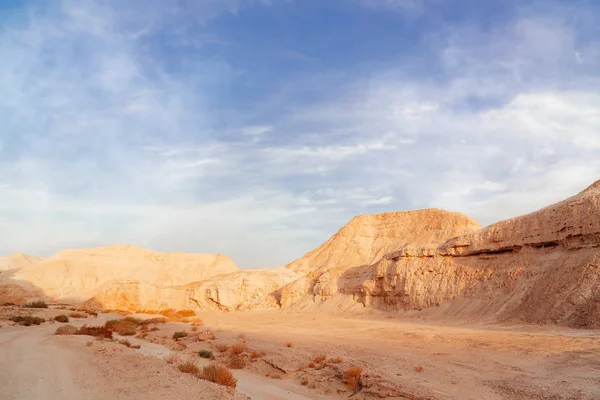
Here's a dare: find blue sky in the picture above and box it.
[1,0,599,268]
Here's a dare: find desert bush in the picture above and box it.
[173,331,188,340]
[301,376,309,386]
[215,343,229,352]
[230,343,247,355]
[286,342,293,348]
[23,301,48,309]
[140,317,167,325]
[68,312,88,319]
[200,363,237,388]
[178,361,200,375]
[105,318,139,336]
[11,316,45,326]
[314,354,327,363]
[228,354,247,369]
[54,315,70,323]
[55,324,77,335]
[344,366,363,390]
[330,356,344,364]
[199,350,213,359]
[2,302,16,306]
[76,325,113,339]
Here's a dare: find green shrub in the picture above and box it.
[173,331,188,340]
[199,350,213,359]
[54,315,69,323]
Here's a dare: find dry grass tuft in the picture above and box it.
[68,312,88,319]
[330,356,344,364]
[105,318,141,336]
[314,354,327,363]
[228,354,247,369]
[230,343,247,355]
[86,340,94,347]
[55,324,77,335]
[215,343,230,352]
[23,300,48,309]
[345,366,363,390]
[165,353,180,364]
[200,363,237,388]
[301,376,309,386]
[178,361,200,375]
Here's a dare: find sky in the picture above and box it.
[1,0,599,268]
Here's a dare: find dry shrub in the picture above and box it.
[24,300,48,309]
[251,350,264,359]
[11,316,45,326]
[345,366,363,390]
[330,356,344,364]
[228,354,247,369]
[140,317,167,325]
[215,343,229,352]
[301,376,309,386]
[191,326,198,332]
[178,361,200,375]
[86,341,93,347]
[230,343,247,355]
[54,315,69,323]
[55,324,77,335]
[200,363,237,388]
[415,366,424,373]
[166,353,180,364]
[160,309,196,320]
[176,309,196,317]
[173,331,188,340]
[308,362,315,368]
[105,318,139,336]
[76,325,113,339]
[199,350,213,359]
[68,312,88,319]
[314,354,327,363]
[286,342,293,348]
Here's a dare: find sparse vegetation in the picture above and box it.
[10,316,45,326]
[23,301,48,309]
[54,315,70,323]
[178,361,200,375]
[200,363,237,388]
[140,317,167,325]
[308,362,315,368]
[415,366,424,373]
[86,340,94,346]
[165,353,180,364]
[301,376,309,386]
[191,318,203,326]
[230,343,247,355]
[314,354,327,363]
[228,354,247,369]
[330,356,344,364]
[345,366,363,390]
[199,350,213,359]
[75,325,113,339]
[173,331,188,340]
[215,343,229,352]
[68,312,88,319]
[191,326,198,332]
[55,325,77,335]
[286,342,293,348]
[105,318,140,336]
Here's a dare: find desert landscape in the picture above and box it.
[1,180,599,399]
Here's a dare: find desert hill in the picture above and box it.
[1,180,599,328]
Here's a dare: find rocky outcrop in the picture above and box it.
[279,180,600,328]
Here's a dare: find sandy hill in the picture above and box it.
[8,245,238,302]
[0,253,42,271]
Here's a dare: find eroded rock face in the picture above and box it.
[281,180,600,328]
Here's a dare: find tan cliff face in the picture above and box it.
[1,180,599,329]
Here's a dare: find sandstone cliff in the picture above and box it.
[279,180,600,328]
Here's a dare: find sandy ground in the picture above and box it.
[1,308,599,399]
